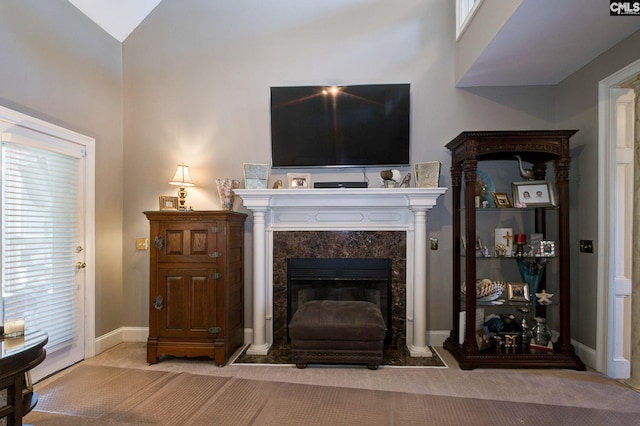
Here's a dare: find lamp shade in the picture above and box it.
[169,164,195,187]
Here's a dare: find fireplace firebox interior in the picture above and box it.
[287,258,392,344]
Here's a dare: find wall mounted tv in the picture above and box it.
[270,83,410,168]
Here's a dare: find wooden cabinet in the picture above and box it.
[444,130,585,370]
[144,211,247,366]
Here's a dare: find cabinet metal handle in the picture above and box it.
[210,273,221,280]
[209,327,221,334]
[154,235,164,249]
[208,251,222,258]
[153,295,163,310]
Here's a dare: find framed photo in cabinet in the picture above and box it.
[512,180,556,207]
[507,283,530,302]
[492,192,512,208]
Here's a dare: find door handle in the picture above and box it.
[153,295,164,310]
[76,262,86,269]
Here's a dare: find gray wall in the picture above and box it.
[0,0,124,337]
[556,30,640,348]
[121,0,557,332]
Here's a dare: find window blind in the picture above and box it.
[2,141,79,349]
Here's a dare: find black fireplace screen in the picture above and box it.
[287,258,392,343]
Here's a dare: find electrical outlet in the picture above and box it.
[579,240,593,253]
[136,238,149,251]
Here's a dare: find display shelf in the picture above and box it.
[444,130,585,370]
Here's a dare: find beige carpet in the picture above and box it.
[26,364,640,425]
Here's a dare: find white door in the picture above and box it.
[0,106,95,381]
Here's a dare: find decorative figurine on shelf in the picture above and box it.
[514,155,535,180]
[536,289,555,305]
[516,257,549,300]
[514,234,527,257]
[495,243,506,257]
[273,179,283,189]
[532,317,552,346]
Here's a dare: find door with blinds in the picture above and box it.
[1,126,89,381]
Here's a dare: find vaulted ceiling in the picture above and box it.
[66,0,640,87]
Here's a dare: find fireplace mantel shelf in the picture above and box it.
[235,187,447,357]
[235,188,446,208]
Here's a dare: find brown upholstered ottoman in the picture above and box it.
[288,300,386,370]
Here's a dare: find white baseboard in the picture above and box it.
[573,339,597,371]
[427,330,450,346]
[93,328,461,357]
[94,327,148,355]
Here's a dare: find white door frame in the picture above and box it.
[0,105,96,372]
[597,59,640,378]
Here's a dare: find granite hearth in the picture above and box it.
[273,231,406,348]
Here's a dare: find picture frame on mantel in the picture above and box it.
[287,173,311,189]
[413,161,441,188]
[243,163,270,189]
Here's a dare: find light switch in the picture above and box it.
[136,238,149,251]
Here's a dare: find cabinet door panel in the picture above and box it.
[189,275,216,331]
[157,222,219,263]
[156,267,217,338]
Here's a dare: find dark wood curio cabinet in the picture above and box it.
[444,130,586,370]
[144,211,247,366]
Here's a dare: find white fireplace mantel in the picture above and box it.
[235,187,447,357]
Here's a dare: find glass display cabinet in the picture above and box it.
[444,130,586,370]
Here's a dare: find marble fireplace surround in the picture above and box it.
[235,187,446,357]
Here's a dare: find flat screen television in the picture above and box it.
[270,83,410,168]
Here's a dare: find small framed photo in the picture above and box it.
[412,161,441,188]
[287,173,311,189]
[512,180,556,207]
[492,192,512,208]
[243,163,270,189]
[507,283,530,302]
[159,195,178,211]
[536,240,556,257]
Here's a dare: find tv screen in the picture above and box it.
[270,84,410,168]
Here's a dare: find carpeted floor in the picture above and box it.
[27,364,640,425]
[232,342,446,367]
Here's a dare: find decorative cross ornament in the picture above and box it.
[503,231,512,247]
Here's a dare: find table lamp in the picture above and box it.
[169,163,195,210]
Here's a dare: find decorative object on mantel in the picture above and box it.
[273,179,283,189]
[380,169,402,188]
[243,163,270,189]
[400,173,411,188]
[413,161,441,187]
[287,173,311,189]
[168,163,195,210]
[216,178,240,210]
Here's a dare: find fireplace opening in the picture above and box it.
[287,258,392,344]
